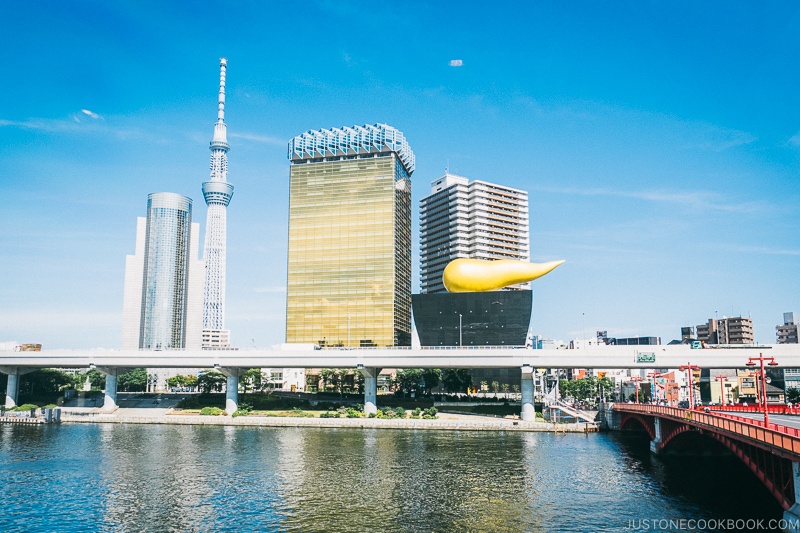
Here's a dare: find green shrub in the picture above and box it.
[411,407,422,419]
[199,407,225,416]
[12,404,39,412]
[320,410,341,418]
[368,412,377,418]
[346,407,362,418]
[232,402,253,417]
[394,407,407,419]
[422,407,438,419]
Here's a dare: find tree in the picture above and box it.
[422,368,442,395]
[319,369,336,393]
[117,368,147,392]
[20,369,72,396]
[442,369,472,394]
[395,369,424,396]
[86,369,107,390]
[788,388,800,404]
[352,371,364,395]
[240,368,263,393]
[198,370,226,393]
[491,381,500,398]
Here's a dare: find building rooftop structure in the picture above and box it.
[288,123,415,175]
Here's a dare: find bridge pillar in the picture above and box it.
[96,367,127,411]
[784,462,800,533]
[102,369,118,411]
[359,367,381,416]
[0,366,37,409]
[521,365,535,421]
[650,417,663,454]
[226,375,239,414]
[4,368,20,409]
[216,367,240,415]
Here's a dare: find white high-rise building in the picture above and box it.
[121,193,204,351]
[419,173,530,294]
[201,58,234,349]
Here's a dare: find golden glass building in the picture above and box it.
[286,124,414,347]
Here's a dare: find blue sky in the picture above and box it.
[1,1,798,349]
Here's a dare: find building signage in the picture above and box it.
[636,352,656,363]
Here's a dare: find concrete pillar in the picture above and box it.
[359,367,381,416]
[226,374,239,414]
[650,417,663,453]
[5,368,20,409]
[521,365,535,421]
[103,369,118,411]
[783,462,800,533]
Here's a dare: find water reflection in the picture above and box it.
[0,424,786,533]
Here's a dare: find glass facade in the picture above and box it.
[286,150,412,347]
[140,193,193,349]
[412,291,533,346]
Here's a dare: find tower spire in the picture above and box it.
[210,58,229,163]
[201,58,234,347]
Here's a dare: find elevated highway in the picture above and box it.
[3,344,800,418]
[2,343,799,369]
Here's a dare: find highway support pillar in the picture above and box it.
[2,367,21,409]
[784,462,800,533]
[0,366,36,409]
[649,417,663,454]
[359,366,381,416]
[102,369,118,412]
[217,367,240,415]
[521,365,535,421]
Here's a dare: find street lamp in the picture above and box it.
[747,353,778,426]
[630,375,643,404]
[647,371,663,404]
[714,375,729,406]
[679,363,700,409]
[458,313,463,347]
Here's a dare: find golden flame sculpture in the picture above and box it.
[442,258,565,293]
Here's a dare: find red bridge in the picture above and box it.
[613,403,800,531]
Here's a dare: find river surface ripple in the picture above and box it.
[0,424,782,532]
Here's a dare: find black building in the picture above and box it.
[411,291,532,347]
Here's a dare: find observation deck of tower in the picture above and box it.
[201,58,234,343]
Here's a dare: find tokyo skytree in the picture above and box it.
[201,58,234,346]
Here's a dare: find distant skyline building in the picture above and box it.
[201,58,234,349]
[121,193,204,351]
[777,312,799,344]
[419,173,529,294]
[285,123,414,347]
[696,316,755,345]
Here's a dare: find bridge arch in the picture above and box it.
[619,413,655,441]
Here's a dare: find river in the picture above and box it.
[0,423,784,532]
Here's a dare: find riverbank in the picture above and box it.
[58,408,598,432]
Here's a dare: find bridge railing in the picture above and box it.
[614,403,800,456]
[706,404,797,415]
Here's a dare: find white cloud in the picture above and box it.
[788,132,800,147]
[449,59,463,67]
[530,186,766,214]
[230,132,285,145]
[81,109,102,120]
